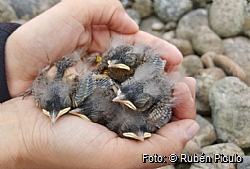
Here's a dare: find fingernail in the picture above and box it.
[185,121,199,141]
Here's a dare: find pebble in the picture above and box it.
[121,0,132,8]
[190,143,244,169]
[182,114,216,155]
[139,16,165,38]
[200,52,216,68]
[176,8,209,41]
[0,0,17,22]
[154,0,193,23]
[8,0,60,20]
[165,21,177,31]
[180,55,203,77]
[223,37,250,66]
[212,54,246,82]
[209,77,250,148]
[237,156,250,169]
[242,3,250,31]
[195,67,226,115]
[168,38,194,56]
[191,26,224,55]
[151,22,165,31]
[132,0,152,18]
[209,0,245,38]
[162,31,175,41]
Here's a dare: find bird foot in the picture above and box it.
[15,87,33,99]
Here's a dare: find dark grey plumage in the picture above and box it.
[96,43,155,83]
[70,76,157,141]
[112,55,175,135]
[70,74,120,124]
[106,108,154,141]
[32,50,85,123]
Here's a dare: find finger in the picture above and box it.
[89,30,183,69]
[62,0,139,33]
[114,119,199,168]
[127,31,183,70]
[172,82,196,120]
[182,77,196,100]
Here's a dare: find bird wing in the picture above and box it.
[133,55,166,82]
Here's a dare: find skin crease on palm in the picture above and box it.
[0,0,198,168]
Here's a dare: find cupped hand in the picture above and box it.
[5,0,182,98]
[0,78,197,169]
[1,0,198,168]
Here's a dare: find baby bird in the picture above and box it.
[69,73,120,124]
[96,43,156,83]
[70,74,155,141]
[106,107,154,141]
[112,55,175,134]
[113,55,167,111]
[32,50,85,123]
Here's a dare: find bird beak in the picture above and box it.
[69,109,92,122]
[112,95,137,110]
[123,132,152,141]
[108,60,131,70]
[42,107,71,124]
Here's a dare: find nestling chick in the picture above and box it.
[113,55,168,111]
[106,108,153,141]
[69,74,120,124]
[112,54,175,134]
[97,43,156,83]
[32,50,86,123]
[70,75,155,141]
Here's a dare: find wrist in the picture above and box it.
[0,23,20,102]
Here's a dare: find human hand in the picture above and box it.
[0,76,197,169]
[5,0,182,98]
[2,0,198,168]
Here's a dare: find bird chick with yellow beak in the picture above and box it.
[32,50,87,123]
[96,43,155,83]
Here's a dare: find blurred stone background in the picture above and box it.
[1,0,250,168]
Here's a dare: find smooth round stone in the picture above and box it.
[165,21,177,31]
[0,0,17,22]
[176,8,209,41]
[195,67,226,114]
[154,0,193,23]
[151,22,164,31]
[139,16,165,38]
[179,55,203,77]
[132,0,152,18]
[162,31,175,41]
[191,26,224,55]
[209,0,245,38]
[168,38,194,56]
[209,77,250,148]
[8,0,60,20]
[190,143,244,169]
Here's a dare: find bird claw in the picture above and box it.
[15,87,33,99]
